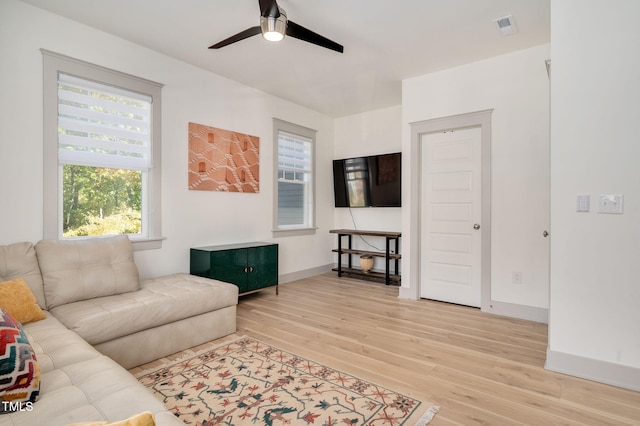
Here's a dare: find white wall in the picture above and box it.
[332,106,403,270]
[0,0,335,280]
[401,44,551,320]
[546,0,640,390]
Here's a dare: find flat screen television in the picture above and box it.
[333,152,401,208]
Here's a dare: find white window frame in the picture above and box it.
[42,50,164,250]
[272,118,317,236]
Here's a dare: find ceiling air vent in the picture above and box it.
[494,15,517,36]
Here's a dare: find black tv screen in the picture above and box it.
[333,152,401,208]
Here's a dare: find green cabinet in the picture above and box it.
[190,242,278,295]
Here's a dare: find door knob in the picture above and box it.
[473,224,480,230]
[543,230,549,237]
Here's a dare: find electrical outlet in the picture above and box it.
[598,194,623,214]
[512,271,522,284]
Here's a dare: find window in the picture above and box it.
[273,119,316,235]
[42,50,163,249]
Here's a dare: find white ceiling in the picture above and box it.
[20,0,550,118]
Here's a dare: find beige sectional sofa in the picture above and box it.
[0,236,239,425]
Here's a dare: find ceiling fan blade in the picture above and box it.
[286,21,344,53]
[259,0,280,18]
[209,26,262,49]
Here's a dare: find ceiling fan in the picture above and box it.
[209,0,344,53]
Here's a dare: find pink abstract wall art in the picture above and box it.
[188,122,259,192]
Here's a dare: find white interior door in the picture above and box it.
[420,127,482,307]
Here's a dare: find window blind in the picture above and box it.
[57,73,152,170]
[278,131,311,177]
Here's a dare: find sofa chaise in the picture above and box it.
[0,236,239,425]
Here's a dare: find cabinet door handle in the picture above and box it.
[249,266,254,273]
[243,267,248,273]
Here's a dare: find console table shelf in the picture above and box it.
[330,229,401,285]
[331,248,402,260]
[333,267,401,283]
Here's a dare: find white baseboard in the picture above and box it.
[546,349,640,391]
[398,288,549,324]
[279,264,333,284]
[398,286,417,300]
[482,300,549,323]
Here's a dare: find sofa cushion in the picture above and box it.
[0,278,46,324]
[22,314,103,374]
[50,273,238,346]
[36,236,140,309]
[0,242,46,309]
[0,308,40,413]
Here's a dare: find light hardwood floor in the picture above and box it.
[132,273,640,425]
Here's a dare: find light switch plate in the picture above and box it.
[598,194,624,214]
[576,195,590,212]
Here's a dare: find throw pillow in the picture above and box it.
[66,411,156,426]
[0,278,46,324]
[0,307,40,414]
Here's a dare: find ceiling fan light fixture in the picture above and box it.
[209,0,343,53]
[260,11,287,42]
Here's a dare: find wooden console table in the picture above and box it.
[330,229,401,285]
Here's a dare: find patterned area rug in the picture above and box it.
[136,336,439,425]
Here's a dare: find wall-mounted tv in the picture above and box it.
[333,152,401,208]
